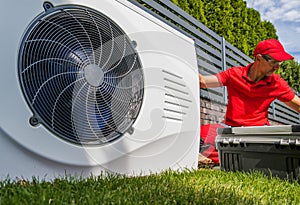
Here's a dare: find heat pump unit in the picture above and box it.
[0,0,200,180]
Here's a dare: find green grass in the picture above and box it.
[0,169,299,205]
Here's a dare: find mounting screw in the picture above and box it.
[43,1,54,11]
[127,127,134,135]
[29,116,39,127]
[131,40,137,48]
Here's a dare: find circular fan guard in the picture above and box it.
[18,4,144,145]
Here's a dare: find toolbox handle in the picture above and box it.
[217,137,300,147]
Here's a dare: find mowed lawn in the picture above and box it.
[0,168,299,205]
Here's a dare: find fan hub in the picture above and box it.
[84,64,104,87]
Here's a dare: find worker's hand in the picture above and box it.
[199,74,221,88]
[199,74,206,88]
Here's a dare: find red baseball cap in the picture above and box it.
[253,39,294,61]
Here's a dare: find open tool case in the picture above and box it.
[216,125,300,182]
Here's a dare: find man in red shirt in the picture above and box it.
[198,39,300,164]
[200,39,300,126]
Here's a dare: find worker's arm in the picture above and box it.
[199,74,222,89]
[283,95,300,113]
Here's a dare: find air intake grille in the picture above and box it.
[18,3,144,145]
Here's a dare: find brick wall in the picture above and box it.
[200,98,226,125]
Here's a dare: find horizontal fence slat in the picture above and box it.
[200,90,225,104]
[225,41,253,62]
[198,59,222,75]
[274,100,300,119]
[194,39,222,60]
[195,46,222,63]
[155,0,222,41]
[225,52,252,67]
[268,113,299,124]
[139,0,222,48]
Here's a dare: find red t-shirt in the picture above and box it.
[216,63,295,126]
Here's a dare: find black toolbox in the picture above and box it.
[216,125,300,182]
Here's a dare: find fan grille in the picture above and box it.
[18,4,144,145]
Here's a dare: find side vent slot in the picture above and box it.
[162,70,193,122]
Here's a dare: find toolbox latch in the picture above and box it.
[279,139,300,146]
[222,138,241,146]
[280,139,289,146]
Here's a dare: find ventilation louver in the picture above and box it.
[18,3,144,145]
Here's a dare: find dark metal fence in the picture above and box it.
[129,0,300,124]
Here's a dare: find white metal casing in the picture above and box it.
[0,0,200,180]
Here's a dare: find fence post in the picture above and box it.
[221,36,227,104]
